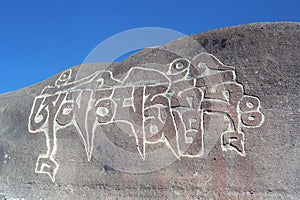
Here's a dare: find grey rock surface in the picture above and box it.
[0,22,299,199]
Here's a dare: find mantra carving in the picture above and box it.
[28,53,264,182]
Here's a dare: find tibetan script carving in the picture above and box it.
[28,53,264,182]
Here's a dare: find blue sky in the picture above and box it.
[0,0,299,94]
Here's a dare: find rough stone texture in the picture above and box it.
[0,22,299,199]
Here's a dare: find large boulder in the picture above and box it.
[0,22,299,199]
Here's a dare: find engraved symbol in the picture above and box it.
[28,53,264,182]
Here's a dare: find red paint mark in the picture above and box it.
[211,153,228,200]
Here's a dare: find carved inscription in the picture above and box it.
[28,53,264,182]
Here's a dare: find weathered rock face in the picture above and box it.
[0,22,299,199]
